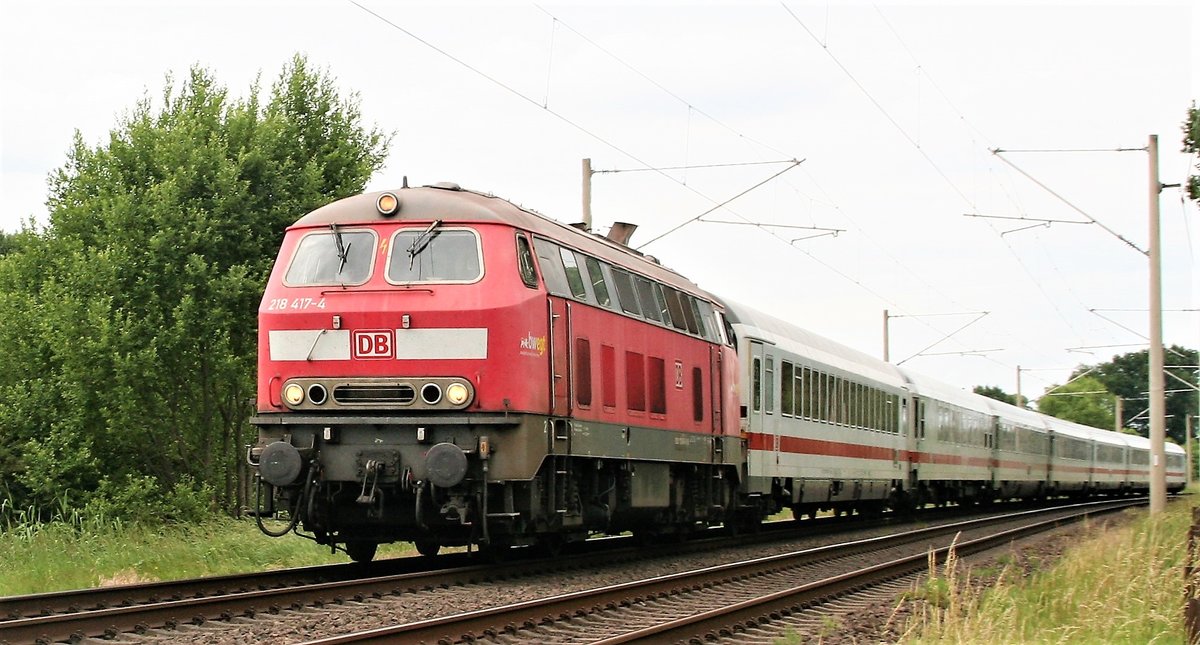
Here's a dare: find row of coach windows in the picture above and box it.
[997,423,1050,456]
[1059,437,1090,461]
[532,237,722,345]
[765,360,900,433]
[573,340,705,422]
[933,405,992,448]
[1096,444,1124,464]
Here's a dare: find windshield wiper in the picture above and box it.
[330,222,352,274]
[408,219,442,269]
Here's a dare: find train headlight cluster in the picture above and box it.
[281,378,474,410]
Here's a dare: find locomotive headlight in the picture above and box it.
[376,192,399,216]
[283,383,305,406]
[446,382,470,406]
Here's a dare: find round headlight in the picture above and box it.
[283,383,305,406]
[420,383,442,405]
[307,383,328,405]
[376,192,399,216]
[446,382,470,406]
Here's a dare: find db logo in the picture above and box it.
[353,330,394,359]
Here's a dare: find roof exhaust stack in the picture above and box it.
[606,222,637,246]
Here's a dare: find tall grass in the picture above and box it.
[900,501,1193,644]
[0,500,413,596]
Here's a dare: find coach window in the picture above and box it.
[611,269,641,316]
[286,229,376,286]
[780,361,794,416]
[764,357,775,414]
[751,357,762,413]
[583,257,612,308]
[388,228,482,283]
[635,277,662,323]
[516,235,539,289]
[559,248,588,300]
[575,338,592,407]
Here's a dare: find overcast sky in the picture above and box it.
[2,1,1196,408]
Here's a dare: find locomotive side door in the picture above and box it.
[747,340,768,474]
[548,297,571,416]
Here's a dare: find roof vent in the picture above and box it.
[606,221,638,246]
[429,182,462,191]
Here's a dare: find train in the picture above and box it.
[248,183,1186,562]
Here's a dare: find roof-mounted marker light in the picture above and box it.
[376,192,400,217]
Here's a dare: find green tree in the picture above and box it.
[0,55,389,519]
[973,385,1017,406]
[1183,102,1200,200]
[1035,376,1116,430]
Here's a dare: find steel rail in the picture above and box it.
[0,513,842,644]
[294,499,1140,644]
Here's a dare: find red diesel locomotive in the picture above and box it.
[250,183,743,561]
[250,182,1184,562]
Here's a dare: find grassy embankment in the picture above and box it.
[0,507,414,597]
[900,495,1197,644]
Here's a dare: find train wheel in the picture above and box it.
[345,541,378,563]
[415,539,441,557]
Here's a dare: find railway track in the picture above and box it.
[0,499,1138,644]
[295,499,1140,644]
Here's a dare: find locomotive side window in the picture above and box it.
[583,257,612,307]
[653,283,674,327]
[532,238,571,296]
[634,277,662,322]
[692,298,712,340]
[611,269,641,316]
[559,248,588,300]
[285,229,376,286]
[648,357,667,415]
[516,234,539,289]
[388,228,482,283]
[574,338,592,407]
[663,287,688,332]
[692,367,704,422]
[601,344,617,409]
[626,351,646,412]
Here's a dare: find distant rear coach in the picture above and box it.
[249,183,1185,562]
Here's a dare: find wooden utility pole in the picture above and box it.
[1114,396,1123,432]
[1148,134,1167,513]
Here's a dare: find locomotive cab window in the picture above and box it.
[516,234,539,289]
[285,228,377,286]
[387,227,482,283]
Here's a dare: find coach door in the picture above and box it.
[548,298,571,415]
